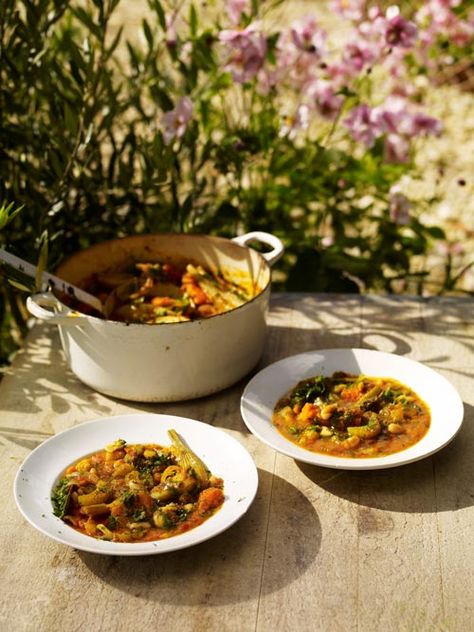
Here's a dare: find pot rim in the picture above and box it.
[52,232,277,328]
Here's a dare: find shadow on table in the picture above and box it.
[0,325,113,418]
[78,469,321,605]
[270,293,474,365]
[4,295,473,436]
[297,403,474,514]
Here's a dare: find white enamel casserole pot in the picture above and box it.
[27,232,284,402]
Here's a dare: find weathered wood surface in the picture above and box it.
[1,294,473,632]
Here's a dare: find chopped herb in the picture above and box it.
[131,509,147,522]
[135,451,173,477]
[106,515,118,531]
[121,491,136,508]
[176,507,191,522]
[51,477,74,518]
[290,375,327,405]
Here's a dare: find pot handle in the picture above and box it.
[232,231,284,266]
[26,292,86,326]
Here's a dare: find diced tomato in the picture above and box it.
[138,491,154,514]
[110,503,125,517]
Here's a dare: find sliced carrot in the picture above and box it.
[299,402,319,422]
[151,296,176,307]
[197,487,225,514]
[183,283,210,306]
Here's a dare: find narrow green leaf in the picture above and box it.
[189,4,197,36]
[104,25,123,61]
[7,278,33,292]
[35,232,49,291]
[149,0,166,31]
[142,19,154,49]
[64,102,78,135]
[71,6,102,40]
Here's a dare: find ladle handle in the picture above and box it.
[0,248,103,313]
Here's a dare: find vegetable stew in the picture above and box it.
[76,260,253,323]
[51,433,224,542]
[272,372,431,458]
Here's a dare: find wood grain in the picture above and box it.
[1,294,473,632]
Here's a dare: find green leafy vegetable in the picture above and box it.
[51,477,74,518]
[290,376,327,406]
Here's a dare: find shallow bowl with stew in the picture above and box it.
[14,413,258,555]
[240,348,464,470]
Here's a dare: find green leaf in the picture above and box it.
[64,102,79,135]
[104,25,123,61]
[71,6,102,40]
[7,279,33,293]
[189,4,197,36]
[149,0,166,31]
[149,84,174,111]
[35,232,49,292]
[426,225,445,239]
[0,201,24,231]
[142,18,154,49]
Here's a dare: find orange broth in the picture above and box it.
[272,372,430,458]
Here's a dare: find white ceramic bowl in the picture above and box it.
[14,413,259,555]
[240,348,464,470]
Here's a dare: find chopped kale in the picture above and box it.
[121,490,136,508]
[290,375,327,405]
[131,509,147,522]
[106,515,118,531]
[51,477,74,518]
[135,451,174,476]
[176,507,191,522]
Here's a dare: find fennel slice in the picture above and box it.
[168,429,210,487]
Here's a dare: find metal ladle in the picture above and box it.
[0,248,104,314]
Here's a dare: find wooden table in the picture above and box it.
[1,293,473,632]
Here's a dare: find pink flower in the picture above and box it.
[290,16,326,56]
[342,40,377,72]
[272,19,328,90]
[308,80,343,120]
[274,43,317,90]
[384,133,410,163]
[344,104,382,147]
[345,97,442,153]
[358,6,418,50]
[321,235,335,248]
[165,14,178,48]
[436,241,465,257]
[372,97,442,139]
[227,0,249,25]
[162,96,193,145]
[389,190,411,224]
[409,112,443,136]
[219,24,267,83]
[372,97,408,134]
[385,13,418,48]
